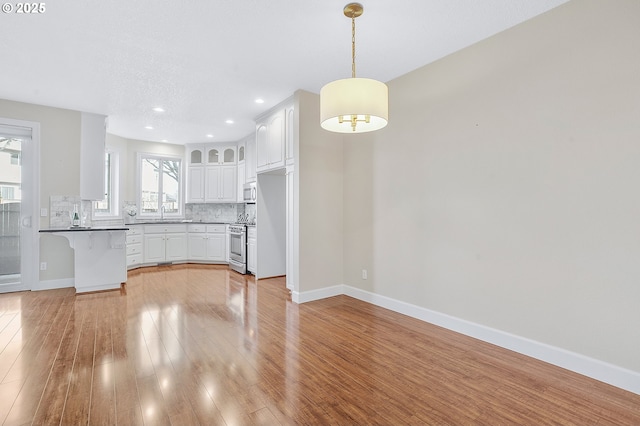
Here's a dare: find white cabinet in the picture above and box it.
[206,146,236,165]
[126,226,143,269]
[237,138,247,202]
[247,226,257,274]
[186,144,237,203]
[187,224,226,262]
[256,108,286,173]
[205,165,236,202]
[286,104,295,165]
[143,224,187,263]
[187,166,205,203]
[245,133,256,183]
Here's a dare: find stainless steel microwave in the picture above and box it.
[243,182,257,203]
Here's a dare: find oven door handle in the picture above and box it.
[230,231,245,236]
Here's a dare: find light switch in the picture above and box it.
[40,208,48,217]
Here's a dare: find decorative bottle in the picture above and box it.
[72,204,80,227]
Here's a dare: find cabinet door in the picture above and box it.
[246,136,256,182]
[207,148,221,164]
[204,166,221,201]
[144,234,165,263]
[221,147,236,164]
[220,166,236,202]
[268,109,285,169]
[247,238,257,274]
[236,162,245,202]
[188,234,207,260]
[206,233,226,261]
[286,104,295,164]
[256,123,268,171]
[188,146,204,165]
[165,233,187,261]
[187,166,205,203]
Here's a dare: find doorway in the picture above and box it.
[0,119,39,293]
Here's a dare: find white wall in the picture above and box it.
[343,0,640,374]
[297,90,344,293]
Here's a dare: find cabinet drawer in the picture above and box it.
[127,243,142,256]
[188,224,206,233]
[126,234,142,244]
[144,224,187,234]
[127,253,143,267]
[207,224,226,233]
[126,226,142,236]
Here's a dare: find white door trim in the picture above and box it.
[0,117,40,292]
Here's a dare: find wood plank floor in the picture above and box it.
[0,264,638,425]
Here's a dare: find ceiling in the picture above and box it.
[1,0,568,145]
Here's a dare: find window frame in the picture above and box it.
[136,152,183,219]
[93,149,120,220]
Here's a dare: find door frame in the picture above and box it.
[0,117,40,292]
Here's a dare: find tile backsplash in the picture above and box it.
[49,196,256,227]
[49,196,92,228]
[186,203,255,223]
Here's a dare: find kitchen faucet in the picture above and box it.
[161,205,165,220]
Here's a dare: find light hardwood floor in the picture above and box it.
[0,264,638,425]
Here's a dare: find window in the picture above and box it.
[94,150,119,218]
[138,153,182,218]
[10,153,20,165]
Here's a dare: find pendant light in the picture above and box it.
[320,3,388,133]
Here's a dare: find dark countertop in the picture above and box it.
[127,221,232,225]
[40,227,129,233]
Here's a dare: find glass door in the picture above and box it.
[0,120,38,293]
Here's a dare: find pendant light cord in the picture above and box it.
[351,13,356,78]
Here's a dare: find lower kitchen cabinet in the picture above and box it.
[126,226,143,269]
[187,224,226,262]
[247,226,257,274]
[143,224,187,263]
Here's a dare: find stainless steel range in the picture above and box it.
[228,224,247,274]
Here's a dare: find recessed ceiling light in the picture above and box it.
[145,126,154,130]
[225,119,234,124]
[255,99,264,104]
[206,134,214,138]
[161,139,168,142]
[152,107,165,113]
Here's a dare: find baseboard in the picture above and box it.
[33,278,75,291]
[292,284,343,303]
[295,284,640,396]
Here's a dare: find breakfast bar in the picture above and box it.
[39,227,128,293]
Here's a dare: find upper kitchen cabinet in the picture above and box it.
[186,143,238,203]
[237,135,251,202]
[186,144,205,203]
[256,104,289,174]
[286,104,295,165]
[207,146,236,165]
[188,145,205,165]
[245,132,257,183]
[80,112,107,200]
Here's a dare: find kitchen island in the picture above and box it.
[39,227,128,293]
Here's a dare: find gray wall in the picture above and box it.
[342,0,640,373]
[0,99,79,281]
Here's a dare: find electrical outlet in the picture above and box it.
[40,262,47,270]
[362,269,368,279]
[40,208,48,217]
